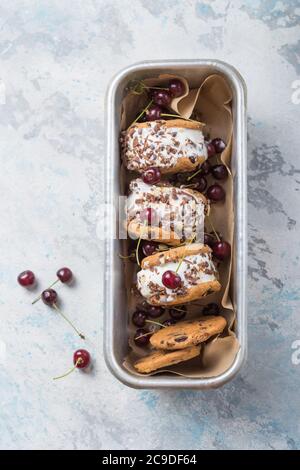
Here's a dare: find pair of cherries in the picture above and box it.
[205,137,227,202]
[178,137,227,201]
[143,78,185,122]
[18,267,91,379]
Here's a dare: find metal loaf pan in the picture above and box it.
[104,60,247,389]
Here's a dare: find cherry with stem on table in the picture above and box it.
[32,267,73,305]
[41,288,85,340]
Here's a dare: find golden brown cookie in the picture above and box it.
[150,316,227,350]
[134,345,201,373]
[121,119,207,174]
[132,119,205,130]
[127,179,209,246]
[141,243,212,269]
[137,243,221,306]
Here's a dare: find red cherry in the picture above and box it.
[162,270,182,289]
[17,270,35,287]
[169,79,185,98]
[176,173,189,184]
[142,167,161,185]
[134,328,151,346]
[211,138,226,154]
[136,300,151,313]
[194,176,207,192]
[132,310,148,327]
[41,289,85,339]
[169,307,186,320]
[204,233,215,247]
[200,160,211,175]
[212,241,231,260]
[212,164,228,181]
[152,90,172,107]
[148,306,164,318]
[73,349,90,369]
[206,142,216,158]
[41,288,58,306]
[206,184,226,202]
[141,241,157,257]
[57,267,73,283]
[140,207,156,224]
[146,105,162,121]
[202,303,220,315]
[32,267,73,305]
[53,349,91,380]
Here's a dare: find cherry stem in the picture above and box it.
[118,253,135,260]
[32,279,60,305]
[130,80,169,95]
[130,100,153,127]
[175,234,196,273]
[136,234,142,266]
[172,307,186,313]
[145,85,169,90]
[135,331,153,340]
[175,257,185,274]
[130,80,147,95]
[161,113,180,118]
[53,304,85,340]
[187,167,202,182]
[157,244,169,252]
[145,319,166,328]
[180,183,198,188]
[207,216,220,242]
[53,357,83,381]
[161,114,193,122]
[136,221,148,265]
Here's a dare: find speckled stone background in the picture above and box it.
[1,0,300,450]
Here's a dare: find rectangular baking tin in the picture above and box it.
[104,60,247,389]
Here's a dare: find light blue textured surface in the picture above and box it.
[1,0,300,450]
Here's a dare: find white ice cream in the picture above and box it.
[127,179,206,240]
[124,122,207,171]
[137,252,217,303]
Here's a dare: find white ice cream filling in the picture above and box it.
[124,123,207,170]
[127,179,206,240]
[137,253,217,303]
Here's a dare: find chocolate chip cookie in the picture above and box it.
[134,345,201,373]
[150,315,227,350]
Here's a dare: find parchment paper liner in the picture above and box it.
[120,73,238,378]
